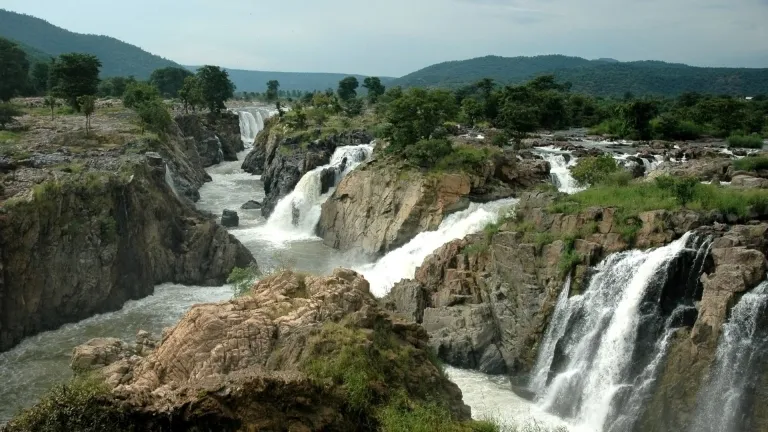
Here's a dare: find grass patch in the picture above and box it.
[434,145,498,175]
[733,155,768,172]
[0,130,21,142]
[727,134,764,149]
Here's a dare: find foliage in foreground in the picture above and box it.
[727,134,764,149]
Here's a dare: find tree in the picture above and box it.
[460,98,483,126]
[136,99,172,133]
[196,66,235,112]
[620,100,658,140]
[179,76,204,113]
[31,62,51,95]
[0,103,23,130]
[337,76,359,102]
[362,77,385,103]
[343,98,364,117]
[385,88,458,152]
[44,96,56,120]
[266,80,280,101]
[149,67,194,97]
[570,154,620,186]
[77,95,96,134]
[50,53,101,111]
[0,38,30,101]
[122,82,161,109]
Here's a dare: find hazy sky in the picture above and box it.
[4,0,768,76]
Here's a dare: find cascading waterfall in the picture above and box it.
[534,147,583,194]
[238,111,259,147]
[265,144,374,239]
[356,198,518,297]
[532,233,712,432]
[689,281,768,432]
[164,164,178,197]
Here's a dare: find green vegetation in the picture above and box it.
[727,134,764,149]
[122,82,160,109]
[391,54,768,97]
[77,95,96,134]
[3,374,131,432]
[0,103,23,130]
[136,99,172,134]
[196,65,235,112]
[337,76,360,102]
[266,79,280,102]
[227,264,261,297]
[50,53,101,111]
[733,156,768,172]
[179,76,204,113]
[0,38,30,101]
[0,9,180,79]
[98,76,133,98]
[363,76,386,103]
[570,154,620,187]
[149,66,193,97]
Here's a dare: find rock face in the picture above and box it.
[0,155,256,352]
[8,270,472,431]
[241,200,261,209]
[221,209,239,227]
[317,153,550,256]
[175,112,243,167]
[258,129,373,218]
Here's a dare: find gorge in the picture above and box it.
[2,106,768,431]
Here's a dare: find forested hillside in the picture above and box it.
[200,67,395,92]
[0,9,180,78]
[392,55,768,96]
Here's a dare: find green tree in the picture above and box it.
[0,38,30,101]
[149,66,193,97]
[77,95,96,134]
[136,99,172,133]
[98,76,130,98]
[460,98,483,126]
[179,76,204,113]
[266,80,280,101]
[122,82,160,109]
[343,98,364,117]
[0,103,23,130]
[30,62,51,95]
[196,66,235,112]
[620,100,658,140]
[50,53,101,111]
[337,76,359,102]
[362,77,385,103]
[385,88,458,153]
[44,96,56,120]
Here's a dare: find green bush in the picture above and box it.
[601,170,633,186]
[491,133,510,147]
[651,115,703,141]
[136,100,172,134]
[570,154,620,186]
[435,145,492,174]
[227,264,261,297]
[733,156,768,172]
[122,82,160,109]
[727,134,764,149]
[588,118,628,137]
[0,102,23,130]
[404,139,453,168]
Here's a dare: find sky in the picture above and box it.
[3,0,768,77]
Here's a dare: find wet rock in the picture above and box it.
[319,166,337,195]
[241,200,262,209]
[71,338,134,372]
[221,209,239,227]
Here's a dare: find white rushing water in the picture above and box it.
[690,281,768,432]
[537,233,693,431]
[534,147,584,194]
[357,198,518,297]
[164,164,178,197]
[235,107,274,147]
[529,276,574,394]
[261,144,374,243]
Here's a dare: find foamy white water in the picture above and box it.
[357,198,518,297]
[534,147,584,194]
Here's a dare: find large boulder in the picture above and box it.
[7,270,474,431]
[221,209,239,227]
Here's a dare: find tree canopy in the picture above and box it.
[50,53,101,111]
[150,67,193,97]
[337,77,359,102]
[197,66,235,112]
[363,77,386,103]
[0,38,30,101]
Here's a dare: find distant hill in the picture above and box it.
[391,55,768,96]
[189,67,396,93]
[0,9,181,78]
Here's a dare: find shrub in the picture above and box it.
[733,156,768,172]
[601,170,633,186]
[491,133,510,147]
[652,115,703,141]
[588,118,628,137]
[434,145,491,174]
[404,139,453,168]
[0,103,22,130]
[136,100,172,133]
[122,82,160,109]
[727,134,764,149]
[227,264,261,297]
[570,154,620,186]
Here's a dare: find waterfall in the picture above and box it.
[690,281,768,432]
[265,144,374,238]
[533,233,711,432]
[238,111,259,147]
[356,198,518,297]
[534,147,583,194]
[164,164,178,197]
[215,135,224,163]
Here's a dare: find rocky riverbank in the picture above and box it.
[3,269,489,432]
[0,108,256,352]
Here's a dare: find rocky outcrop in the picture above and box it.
[259,128,373,217]
[0,156,255,352]
[6,270,473,431]
[317,153,550,256]
[175,112,243,167]
[221,209,239,227]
